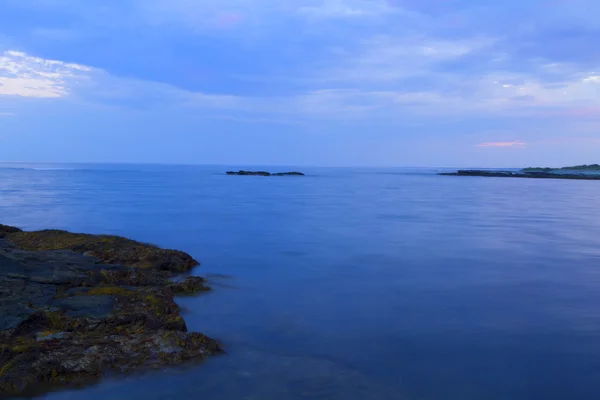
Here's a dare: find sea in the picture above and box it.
[1,163,599,400]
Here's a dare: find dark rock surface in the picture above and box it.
[440,170,600,180]
[226,170,305,177]
[0,225,220,397]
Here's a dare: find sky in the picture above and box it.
[0,0,599,167]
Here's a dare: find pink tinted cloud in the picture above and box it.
[446,15,465,27]
[477,141,526,148]
[212,12,244,29]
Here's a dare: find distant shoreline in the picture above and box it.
[440,170,600,180]
[522,164,600,172]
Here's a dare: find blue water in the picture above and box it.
[2,163,600,400]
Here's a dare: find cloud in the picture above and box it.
[0,50,90,98]
[297,0,401,18]
[536,137,600,145]
[0,49,247,112]
[211,12,245,29]
[477,141,526,148]
[319,35,495,83]
[1,41,598,124]
[0,111,14,116]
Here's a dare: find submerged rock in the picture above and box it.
[226,170,305,177]
[0,224,221,397]
[169,276,211,295]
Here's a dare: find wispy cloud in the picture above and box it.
[477,141,526,148]
[298,0,401,18]
[0,50,90,98]
[536,137,600,144]
[318,35,495,83]
[211,12,245,29]
[0,111,14,116]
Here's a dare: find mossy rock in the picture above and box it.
[0,224,22,238]
[169,276,211,295]
[7,230,199,272]
[0,224,222,397]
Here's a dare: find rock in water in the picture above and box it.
[0,224,221,397]
[226,170,305,176]
[226,170,272,176]
[271,172,305,176]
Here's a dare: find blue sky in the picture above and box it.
[0,0,599,167]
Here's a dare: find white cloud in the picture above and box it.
[482,71,600,109]
[0,49,245,111]
[2,46,599,123]
[0,112,14,116]
[0,50,91,98]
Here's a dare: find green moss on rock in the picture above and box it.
[0,224,222,397]
[7,229,199,272]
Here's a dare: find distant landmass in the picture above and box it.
[522,164,600,172]
[440,164,600,181]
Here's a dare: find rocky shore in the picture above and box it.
[0,224,221,397]
[440,170,600,180]
[226,170,305,176]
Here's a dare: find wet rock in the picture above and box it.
[53,295,117,319]
[6,229,199,273]
[36,331,71,342]
[169,276,211,295]
[0,225,222,397]
[0,224,22,238]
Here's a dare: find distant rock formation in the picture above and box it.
[439,170,600,180]
[226,170,305,177]
[523,164,600,172]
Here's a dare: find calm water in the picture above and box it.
[2,163,600,400]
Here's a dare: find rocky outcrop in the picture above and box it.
[439,170,600,180]
[226,170,305,177]
[0,226,220,397]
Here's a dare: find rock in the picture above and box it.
[36,331,71,342]
[6,229,199,273]
[226,170,271,176]
[0,225,222,397]
[271,172,305,176]
[226,170,305,177]
[0,224,22,238]
[169,276,211,295]
[53,295,117,319]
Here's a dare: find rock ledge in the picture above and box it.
[0,224,220,397]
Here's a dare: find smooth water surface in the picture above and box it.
[1,163,600,400]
